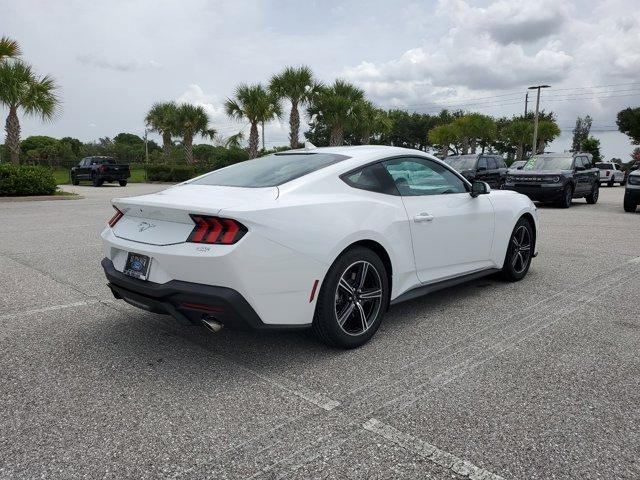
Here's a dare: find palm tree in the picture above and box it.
[145,101,177,160]
[356,101,393,145]
[0,36,21,62]
[535,120,561,154]
[0,60,59,164]
[224,132,244,149]
[504,120,533,161]
[172,103,216,165]
[307,80,364,146]
[269,66,315,149]
[225,84,282,159]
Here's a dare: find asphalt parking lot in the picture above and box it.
[1,183,639,480]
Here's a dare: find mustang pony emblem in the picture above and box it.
[137,221,156,232]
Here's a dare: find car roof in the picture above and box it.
[275,145,448,191]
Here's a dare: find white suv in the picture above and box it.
[624,169,640,212]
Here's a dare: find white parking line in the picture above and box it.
[363,418,504,480]
[0,300,100,320]
[246,369,340,411]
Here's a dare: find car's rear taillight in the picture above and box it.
[108,207,124,227]
[187,215,247,245]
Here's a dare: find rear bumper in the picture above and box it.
[503,184,564,202]
[102,257,286,330]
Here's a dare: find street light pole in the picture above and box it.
[528,85,550,155]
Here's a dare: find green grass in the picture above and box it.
[52,166,146,184]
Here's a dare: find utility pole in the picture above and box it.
[528,85,550,155]
[524,92,529,116]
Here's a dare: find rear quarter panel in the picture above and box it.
[220,178,419,302]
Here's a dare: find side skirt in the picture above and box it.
[390,268,501,306]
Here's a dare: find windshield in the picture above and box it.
[511,161,526,168]
[445,155,477,171]
[190,152,349,188]
[523,155,573,171]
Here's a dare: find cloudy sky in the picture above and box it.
[3,0,639,159]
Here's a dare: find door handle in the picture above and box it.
[414,212,434,223]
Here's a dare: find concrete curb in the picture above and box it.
[0,194,84,202]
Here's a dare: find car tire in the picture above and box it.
[119,180,128,186]
[312,246,389,349]
[608,177,614,187]
[624,197,637,213]
[92,175,103,187]
[502,217,534,282]
[586,182,599,204]
[559,185,572,208]
[71,175,79,186]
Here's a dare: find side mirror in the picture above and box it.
[470,180,490,197]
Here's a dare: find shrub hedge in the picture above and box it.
[0,164,58,196]
[146,164,196,182]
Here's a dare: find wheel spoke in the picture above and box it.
[355,301,367,331]
[519,244,531,252]
[338,277,354,295]
[511,236,520,248]
[360,288,382,300]
[337,302,355,327]
[357,262,369,290]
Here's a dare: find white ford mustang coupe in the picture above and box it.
[102,146,538,348]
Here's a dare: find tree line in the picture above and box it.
[3,34,640,168]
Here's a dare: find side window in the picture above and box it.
[477,157,488,170]
[381,157,467,196]
[342,164,392,194]
[343,165,382,192]
[574,157,585,169]
[487,157,498,170]
[582,157,592,169]
[496,157,507,168]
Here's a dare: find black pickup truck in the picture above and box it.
[502,152,599,208]
[70,156,130,187]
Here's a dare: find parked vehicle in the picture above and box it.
[71,156,130,187]
[443,153,508,188]
[596,162,625,187]
[624,169,640,212]
[101,146,538,348]
[509,160,527,171]
[502,152,599,208]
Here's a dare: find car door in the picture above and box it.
[486,156,500,187]
[77,158,89,178]
[381,156,495,284]
[574,157,589,194]
[475,156,489,183]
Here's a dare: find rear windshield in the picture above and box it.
[523,155,573,171]
[92,158,116,165]
[190,152,349,188]
[445,155,477,171]
[595,163,614,169]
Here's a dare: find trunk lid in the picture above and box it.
[111,184,278,245]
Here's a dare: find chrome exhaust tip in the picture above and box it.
[202,317,223,333]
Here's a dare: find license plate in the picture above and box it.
[123,252,151,280]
